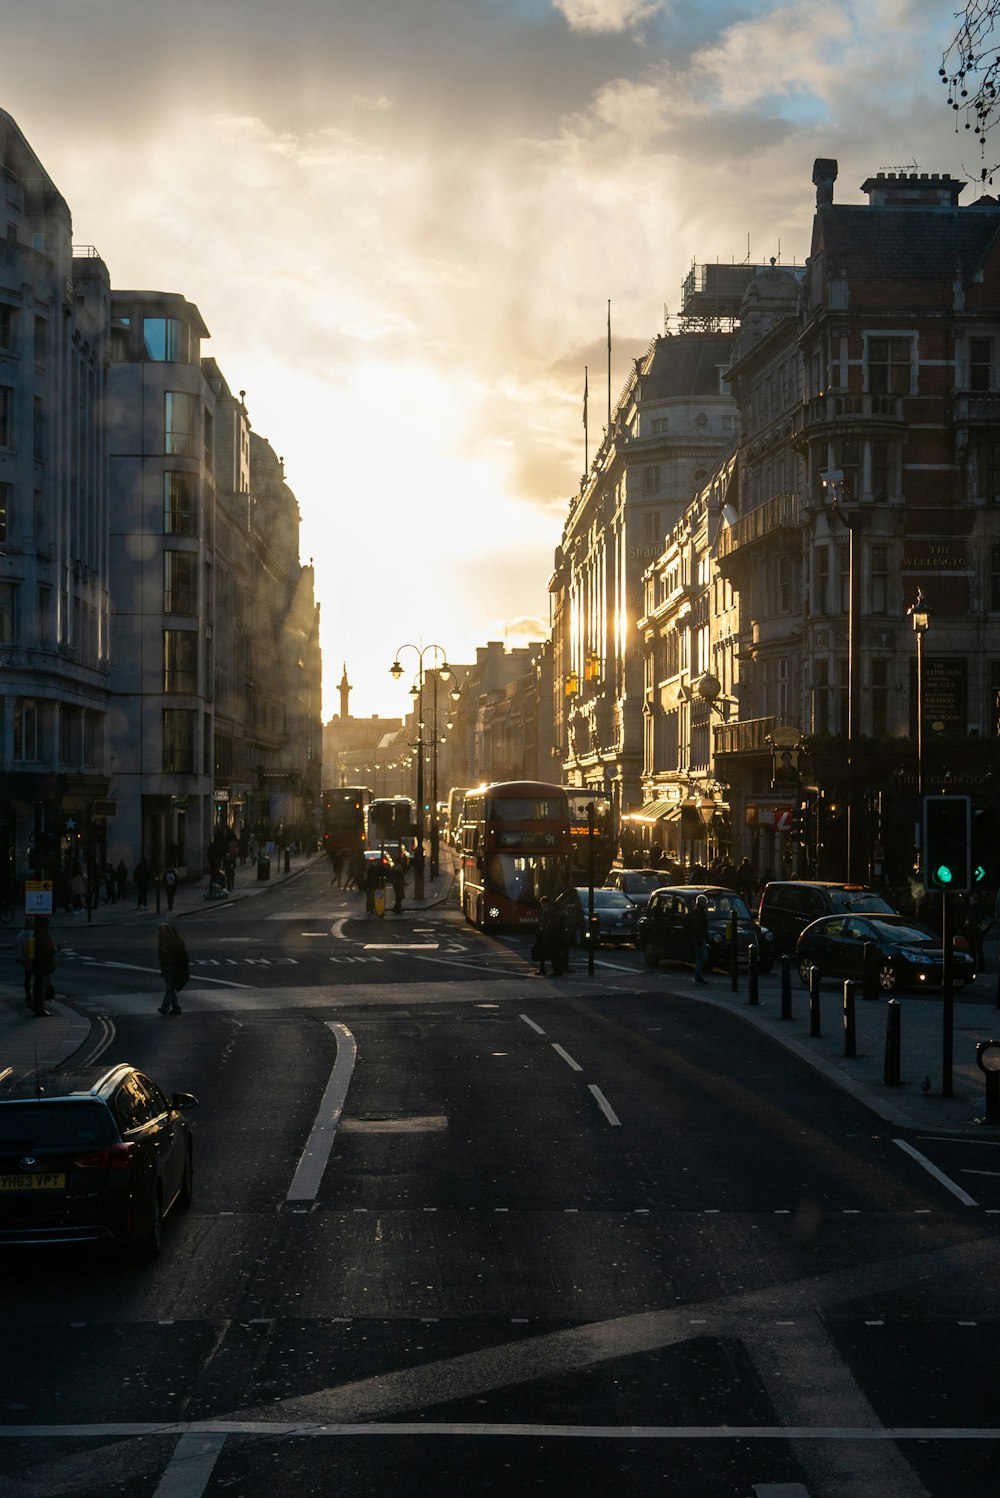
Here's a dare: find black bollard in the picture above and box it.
[748,945,759,1005]
[730,912,739,993]
[862,941,879,1001]
[883,998,901,1086]
[809,965,821,1037]
[780,955,793,1020]
[284,847,291,875]
[154,874,161,916]
[843,979,857,1058]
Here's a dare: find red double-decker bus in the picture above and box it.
[460,780,571,930]
[322,787,371,860]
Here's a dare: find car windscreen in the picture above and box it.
[703,894,752,919]
[828,891,895,915]
[587,891,632,909]
[0,1101,115,1149]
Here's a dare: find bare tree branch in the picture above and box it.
[942,1,1000,179]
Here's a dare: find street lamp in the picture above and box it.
[389,644,452,892]
[908,589,930,798]
[823,472,862,882]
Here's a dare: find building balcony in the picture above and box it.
[715,492,800,562]
[800,391,904,437]
[953,391,1000,427]
[713,715,786,757]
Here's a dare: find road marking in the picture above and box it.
[152,1433,226,1497]
[519,1014,545,1034]
[588,1084,622,1126]
[551,1043,582,1072]
[363,943,440,951]
[286,1022,357,1202]
[894,1139,979,1206]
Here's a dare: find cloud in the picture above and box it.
[553,0,666,35]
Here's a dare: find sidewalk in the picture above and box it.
[0,848,456,1085]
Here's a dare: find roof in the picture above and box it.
[813,202,1000,283]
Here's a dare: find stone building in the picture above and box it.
[0,110,112,889]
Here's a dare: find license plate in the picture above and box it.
[0,1173,67,1191]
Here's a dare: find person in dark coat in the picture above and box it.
[157,924,188,1014]
[389,860,406,913]
[688,894,710,984]
[30,916,57,1016]
[533,897,563,976]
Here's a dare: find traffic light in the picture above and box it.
[923,794,971,893]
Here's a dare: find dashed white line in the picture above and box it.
[152,1433,226,1498]
[519,1014,545,1035]
[588,1085,621,1126]
[894,1138,979,1207]
[286,1022,357,1202]
[551,1043,582,1072]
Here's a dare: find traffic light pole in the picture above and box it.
[942,891,954,1098]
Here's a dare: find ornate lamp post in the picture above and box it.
[908,589,930,798]
[390,644,452,894]
[823,472,863,882]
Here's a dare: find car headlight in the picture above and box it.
[901,949,933,964]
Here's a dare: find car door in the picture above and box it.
[137,1076,184,1207]
[839,917,874,979]
[663,896,690,962]
[806,916,846,971]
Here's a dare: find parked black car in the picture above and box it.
[758,881,896,953]
[636,885,777,973]
[796,912,978,992]
[0,1062,197,1258]
[558,887,639,947]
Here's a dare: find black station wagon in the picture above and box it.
[0,1062,197,1258]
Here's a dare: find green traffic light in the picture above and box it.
[934,864,954,885]
[975,864,987,883]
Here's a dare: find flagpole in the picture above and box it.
[583,365,589,473]
[607,299,612,434]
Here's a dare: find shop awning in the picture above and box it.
[623,798,681,825]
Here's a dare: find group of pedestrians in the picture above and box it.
[15,912,190,1018]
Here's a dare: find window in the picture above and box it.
[0,385,11,447]
[814,546,829,615]
[164,630,198,693]
[777,555,792,613]
[867,336,912,395]
[984,438,1000,504]
[60,705,81,766]
[991,541,1000,611]
[970,337,992,392]
[871,545,888,614]
[164,551,197,614]
[838,544,850,613]
[643,465,660,496]
[37,587,51,645]
[642,510,660,545]
[33,395,43,462]
[163,472,198,535]
[143,317,187,362]
[812,658,830,734]
[162,708,196,774]
[777,656,789,718]
[871,439,890,500]
[109,315,131,362]
[0,480,8,543]
[0,581,14,643]
[33,316,46,364]
[650,417,668,435]
[203,407,214,471]
[164,392,196,457]
[13,698,38,761]
[0,304,11,350]
[836,437,860,500]
[83,710,102,769]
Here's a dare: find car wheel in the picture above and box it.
[798,955,815,987]
[877,960,898,993]
[178,1145,193,1210]
[643,942,660,969]
[136,1187,163,1261]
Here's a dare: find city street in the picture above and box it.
[2,858,1000,1496]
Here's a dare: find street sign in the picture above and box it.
[25,880,53,916]
[773,807,794,833]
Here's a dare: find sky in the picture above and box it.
[2,0,969,718]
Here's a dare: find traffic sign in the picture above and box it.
[25,880,53,916]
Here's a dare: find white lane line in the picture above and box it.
[152,1433,226,1498]
[363,943,440,951]
[551,1043,582,1072]
[519,1014,545,1035]
[894,1139,979,1206]
[588,1085,622,1126]
[85,960,251,989]
[286,1022,357,1202]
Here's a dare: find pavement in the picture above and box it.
[3,850,1000,1134]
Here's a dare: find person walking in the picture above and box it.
[533,897,563,976]
[389,858,406,913]
[134,856,151,910]
[688,893,710,984]
[30,916,57,1016]
[157,924,189,1015]
[162,864,179,911]
[14,916,34,1005]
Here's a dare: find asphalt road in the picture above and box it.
[2,863,1000,1497]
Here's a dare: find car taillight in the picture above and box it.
[72,1142,136,1171]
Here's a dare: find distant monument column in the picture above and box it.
[338,662,352,720]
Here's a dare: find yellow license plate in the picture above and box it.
[0,1173,66,1191]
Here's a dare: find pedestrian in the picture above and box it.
[688,893,710,984]
[736,857,755,904]
[390,859,405,913]
[14,916,34,1005]
[157,923,189,1015]
[30,916,57,1016]
[134,856,151,909]
[162,863,179,911]
[344,850,363,892]
[223,851,236,892]
[532,897,563,976]
[329,847,344,888]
